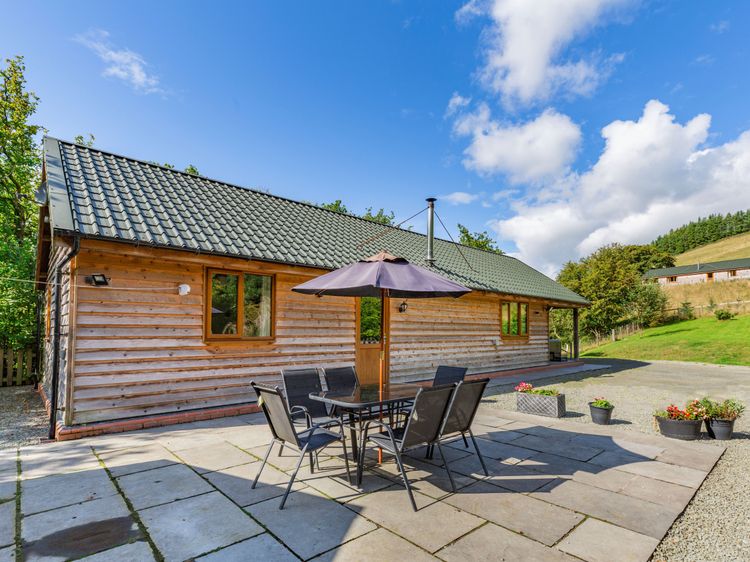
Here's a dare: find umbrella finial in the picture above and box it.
[363,251,403,263]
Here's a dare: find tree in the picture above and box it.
[0,56,42,347]
[362,207,395,226]
[321,200,350,214]
[74,134,95,147]
[457,224,504,254]
[628,283,668,327]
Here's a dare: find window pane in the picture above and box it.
[243,274,273,337]
[360,297,381,344]
[520,303,528,335]
[509,303,519,335]
[501,303,510,335]
[210,273,238,335]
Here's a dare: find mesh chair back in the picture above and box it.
[401,385,455,450]
[251,382,299,445]
[323,366,359,394]
[441,379,489,436]
[433,366,468,386]
[281,368,329,418]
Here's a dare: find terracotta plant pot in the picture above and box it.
[706,419,735,440]
[589,403,614,425]
[656,417,702,440]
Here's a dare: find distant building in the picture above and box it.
[644,258,750,285]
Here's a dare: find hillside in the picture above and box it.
[675,231,750,265]
[583,314,750,366]
[662,279,750,313]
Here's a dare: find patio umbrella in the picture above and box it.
[292,251,471,393]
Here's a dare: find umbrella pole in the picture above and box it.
[378,289,386,463]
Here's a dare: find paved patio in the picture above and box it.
[0,404,724,562]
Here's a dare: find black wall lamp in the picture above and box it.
[398,300,408,313]
[85,274,109,286]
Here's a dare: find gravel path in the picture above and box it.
[485,359,750,562]
[0,385,48,449]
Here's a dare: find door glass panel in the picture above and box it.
[243,274,272,337]
[210,273,238,335]
[501,303,510,334]
[509,303,519,335]
[520,303,528,335]
[359,297,381,344]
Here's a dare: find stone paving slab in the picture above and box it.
[447,437,535,464]
[557,518,659,562]
[444,481,583,546]
[346,485,484,553]
[79,540,155,561]
[517,451,637,493]
[21,469,118,516]
[96,443,176,478]
[0,545,14,562]
[0,501,14,549]
[117,463,214,510]
[436,521,576,562]
[195,533,296,561]
[247,488,377,560]
[589,453,708,488]
[20,446,100,480]
[173,442,256,474]
[0,453,16,501]
[139,491,263,562]
[202,461,306,507]
[317,527,439,561]
[449,456,556,493]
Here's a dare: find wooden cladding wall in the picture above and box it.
[388,294,549,383]
[69,240,356,424]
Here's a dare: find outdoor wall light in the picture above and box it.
[398,300,408,313]
[178,283,191,296]
[85,274,109,286]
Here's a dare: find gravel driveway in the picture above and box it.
[0,385,48,450]
[486,359,750,562]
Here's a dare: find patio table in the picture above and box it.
[309,383,422,462]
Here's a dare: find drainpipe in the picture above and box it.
[48,237,80,439]
[426,197,436,266]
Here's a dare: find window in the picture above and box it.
[206,269,273,340]
[729,270,737,277]
[667,276,677,283]
[707,272,714,282]
[501,302,528,337]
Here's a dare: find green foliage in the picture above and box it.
[527,388,560,396]
[678,301,695,321]
[698,397,744,420]
[0,56,41,348]
[714,309,736,321]
[652,210,750,255]
[184,164,200,176]
[628,283,668,327]
[457,224,504,254]
[73,134,95,147]
[320,199,350,214]
[556,244,671,340]
[362,207,395,226]
[591,397,614,409]
[359,296,381,341]
[549,308,573,347]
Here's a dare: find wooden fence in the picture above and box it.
[0,346,36,387]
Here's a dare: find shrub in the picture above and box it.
[699,397,745,420]
[590,397,614,409]
[714,309,736,321]
[514,382,560,396]
[678,301,695,321]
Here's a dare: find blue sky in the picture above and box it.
[2,1,749,273]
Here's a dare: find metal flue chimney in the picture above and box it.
[426,197,436,265]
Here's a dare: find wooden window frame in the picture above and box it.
[204,268,276,343]
[729,270,737,277]
[501,301,529,339]
[667,276,677,283]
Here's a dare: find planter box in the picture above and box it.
[517,392,566,418]
[656,417,702,440]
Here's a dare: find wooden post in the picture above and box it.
[6,349,13,387]
[0,349,4,386]
[573,308,580,360]
[16,349,23,386]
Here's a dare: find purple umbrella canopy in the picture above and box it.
[292,251,471,298]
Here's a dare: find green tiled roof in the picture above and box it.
[42,137,588,306]
[644,258,750,278]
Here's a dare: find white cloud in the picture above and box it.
[454,104,581,183]
[490,100,750,274]
[441,191,480,205]
[75,29,164,95]
[710,20,730,34]
[445,92,471,117]
[693,54,715,66]
[460,0,632,105]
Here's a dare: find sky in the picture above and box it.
[2,1,749,274]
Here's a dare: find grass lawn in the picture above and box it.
[675,230,750,265]
[583,313,750,366]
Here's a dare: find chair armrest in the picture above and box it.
[361,418,398,445]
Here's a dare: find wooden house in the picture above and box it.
[36,138,588,439]
[644,258,750,285]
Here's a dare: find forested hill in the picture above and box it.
[652,210,750,255]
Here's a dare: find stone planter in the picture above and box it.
[655,417,702,440]
[589,403,614,425]
[517,392,566,418]
[706,418,735,440]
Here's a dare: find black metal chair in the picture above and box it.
[356,384,456,511]
[435,378,490,482]
[251,382,351,509]
[323,366,359,394]
[281,368,339,427]
[433,365,468,386]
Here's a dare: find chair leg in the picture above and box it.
[252,439,275,489]
[394,450,417,512]
[461,432,469,448]
[278,443,284,456]
[341,435,352,485]
[280,444,308,510]
[356,433,367,486]
[469,430,489,476]
[309,451,315,474]
[436,442,456,492]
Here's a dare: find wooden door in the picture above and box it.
[355,297,389,385]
